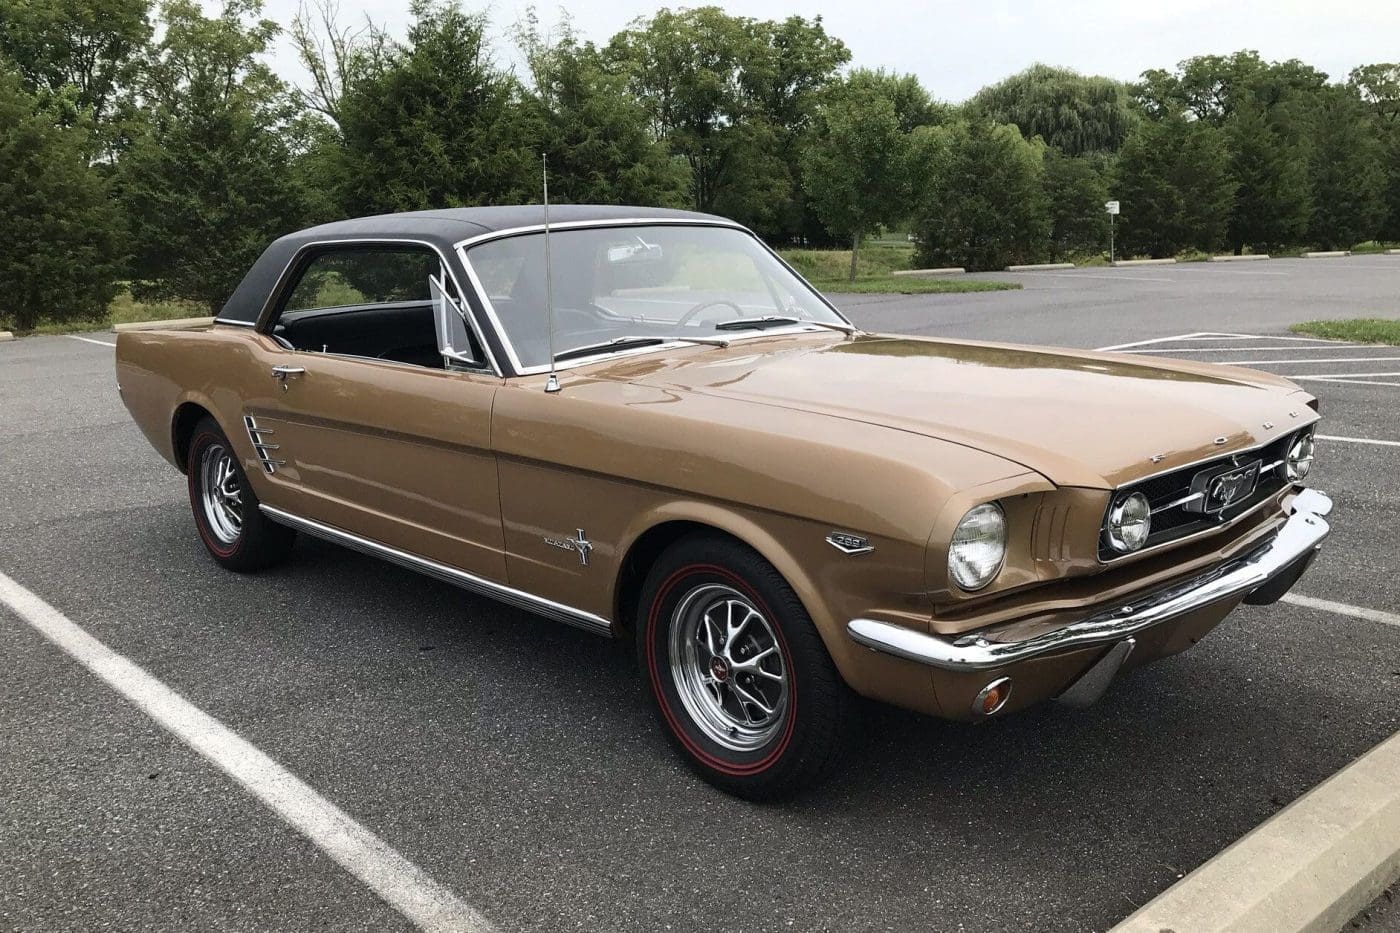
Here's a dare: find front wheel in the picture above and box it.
[638,535,857,800]
[186,417,296,572]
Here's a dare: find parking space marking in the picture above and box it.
[1097,332,1215,351]
[1128,345,1365,354]
[1316,433,1400,448]
[1294,377,1400,388]
[0,570,494,933]
[65,335,116,347]
[1222,356,1400,366]
[1283,593,1400,629]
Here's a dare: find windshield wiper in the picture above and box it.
[713,315,856,334]
[553,334,730,363]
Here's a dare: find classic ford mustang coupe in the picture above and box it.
[117,206,1331,799]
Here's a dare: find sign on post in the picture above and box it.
[1104,200,1120,215]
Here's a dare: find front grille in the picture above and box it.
[1097,432,1298,561]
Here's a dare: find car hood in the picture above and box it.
[622,334,1314,489]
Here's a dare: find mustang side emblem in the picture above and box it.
[544,529,593,566]
[826,531,874,555]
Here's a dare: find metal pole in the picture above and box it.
[1109,213,1115,264]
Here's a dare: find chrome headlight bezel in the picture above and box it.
[1104,491,1152,554]
[948,502,1007,591]
[1286,430,1315,482]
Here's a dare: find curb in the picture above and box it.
[1302,250,1350,258]
[1111,258,1177,266]
[1210,254,1271,262]
[1006,262,1075,272]
[892,267,965,276]
[1386,249,1400,255]
[1112,728,1400,933]
[113,316,215,332]
[0,330,13,342]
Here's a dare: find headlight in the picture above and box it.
[1286,431,1315,482]
[948,503,1006,591]
[1105,492,1152,553]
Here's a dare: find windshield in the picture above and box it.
[462,224,846,370]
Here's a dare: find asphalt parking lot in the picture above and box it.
[2,255,1398,932]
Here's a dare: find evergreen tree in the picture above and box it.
[1042,150,1109,259]
[0,68,121,331]
[912,121,1049,271]
[1307,87,1386,249]
[1114,113,1235,257]
[1224,92,1311,252]
[116,0,305,311]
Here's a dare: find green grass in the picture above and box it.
[21,288,207,336]
[1289,318,1400,345]
[780,244,1020,294]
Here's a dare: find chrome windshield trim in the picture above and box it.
[259,505,613,636]
[213,318,257,328]
[456,220,855,377]
[848,489,1332,672]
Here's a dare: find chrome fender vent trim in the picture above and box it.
[243,415,285,474]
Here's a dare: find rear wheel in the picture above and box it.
[186,417,295,572]
[638,534,856,800]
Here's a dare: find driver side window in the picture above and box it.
[271,245,484,370]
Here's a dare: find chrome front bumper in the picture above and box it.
[847,488,1332,673]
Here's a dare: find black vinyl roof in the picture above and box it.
[215,205,733,325]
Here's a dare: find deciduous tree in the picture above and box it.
[800,75,912,280]
[1042,150,1109,259]
[968,64,1136,155]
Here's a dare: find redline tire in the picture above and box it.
[186,417,295,572]
[638,534,857,800]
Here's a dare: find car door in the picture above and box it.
[243,242,507,583]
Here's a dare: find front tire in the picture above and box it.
[638,534,857,800]
[186,417,295,572]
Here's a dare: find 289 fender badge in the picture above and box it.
[826,531,873,555]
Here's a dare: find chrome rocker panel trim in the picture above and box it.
[847,488,1333,673]
[259,505,613,636]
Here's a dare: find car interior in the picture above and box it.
[269,245,486,370]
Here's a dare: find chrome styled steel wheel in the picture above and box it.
[198,441,243,545]
[667,583,789,752]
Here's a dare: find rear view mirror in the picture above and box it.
[429,274,480,367]
[606,236,664,264]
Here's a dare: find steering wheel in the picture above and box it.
[676,299,746,326]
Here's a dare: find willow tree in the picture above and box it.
[966,64,1136,155]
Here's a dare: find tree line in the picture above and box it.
[2,0,1398,330]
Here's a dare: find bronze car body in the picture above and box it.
[116,206,1331,796]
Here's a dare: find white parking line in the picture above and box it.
[1282,593,1400,629]
[0,571,493,933]
[1126,345,1365,354]
[1224,356,1400,366]
[66,335,116,347]
[1097,332,1214,351]
[1294,377,1400,388]
[1316,433,1400,448]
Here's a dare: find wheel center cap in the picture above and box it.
[709,656,730,682]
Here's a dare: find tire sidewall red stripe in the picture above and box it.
[187,430,243,559]
[645,563,798,777]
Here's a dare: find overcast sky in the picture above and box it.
[250,0,1399,102]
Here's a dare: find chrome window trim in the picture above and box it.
[214,319,258,328]
[454,219,855,377]
[260,504,612,636]
[253,236,503,377]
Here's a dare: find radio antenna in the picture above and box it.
[542,153,560,393]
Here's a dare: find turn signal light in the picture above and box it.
[973,677,1013,717]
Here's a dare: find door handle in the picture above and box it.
[270,365,306,379]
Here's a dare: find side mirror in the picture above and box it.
[429,274,480,367]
